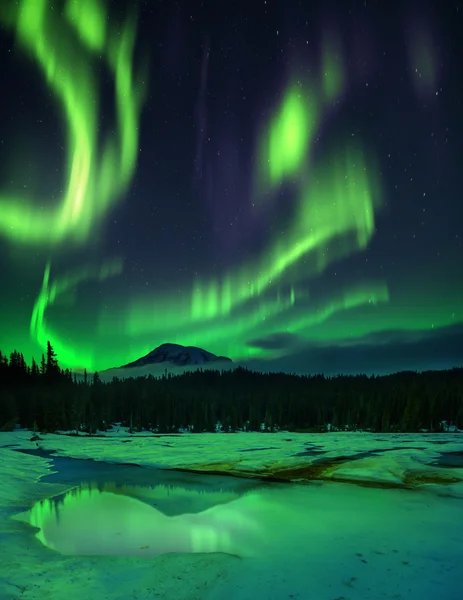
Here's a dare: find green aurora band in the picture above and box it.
[30,260,124,370]
[28,41,390,370]
[254,34,344,195]
[0,7,460,371]
[407,21,439,97]
[320,33,345,104]
[0,0,146,245]
[127,142,383,331]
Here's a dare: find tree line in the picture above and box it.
[0,342,462,434]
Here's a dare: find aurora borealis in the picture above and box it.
[0,0,461,375]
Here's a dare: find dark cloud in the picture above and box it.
[240,324,463,376]
[247,332,301,351]
[318,324,463,349]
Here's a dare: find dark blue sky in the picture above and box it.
[0,0,461,375]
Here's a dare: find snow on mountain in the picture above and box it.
[98,343,234,381]
[120,343,233,368]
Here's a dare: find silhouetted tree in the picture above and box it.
[0,342,462,435]
[46,341,59,377]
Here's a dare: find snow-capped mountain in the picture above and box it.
[120,343,233,368]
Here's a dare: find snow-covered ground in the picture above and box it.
[1,429,462,599]
[17,426,463,494]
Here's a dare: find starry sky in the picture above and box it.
[0,0,461,376]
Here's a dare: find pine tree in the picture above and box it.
[40,354,46,375]
[31,358,39,377]
[46,341,59,376]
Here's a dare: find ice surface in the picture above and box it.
[10,428,463,495]
[1,429,462,599]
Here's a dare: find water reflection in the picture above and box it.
[24,483,265,557]
[20,479,445,563]
[51,478,255,516]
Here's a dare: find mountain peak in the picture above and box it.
[120,343,232,368]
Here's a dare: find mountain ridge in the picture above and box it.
[118,343,233,369]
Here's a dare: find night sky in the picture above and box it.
[0,0,461,376]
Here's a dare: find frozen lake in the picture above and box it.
[16,453,266,557]
[1,430,463,599]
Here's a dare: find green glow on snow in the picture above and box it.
[0,0,146,245]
